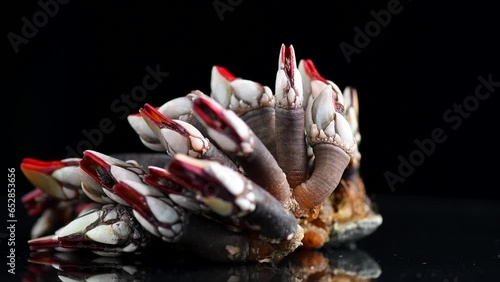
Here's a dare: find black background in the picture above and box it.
[3,0,500,281]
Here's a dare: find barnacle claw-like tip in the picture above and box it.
[211,66,236,108]
[168,154,207,186]
[139,103,172,129]
[140,103,202,155]
[299,59,327,108]
[157,92,203,122]
[21,158,81,200]
[145,166,186,190]
[276,44,303,108]
[214,65,237,81]
[140,102,210,157]
[300,59,345,114]
[193,96,253,154]
[169,155,253,217]
[212,66,274,113]
[168,155,226,196]
[21,158,67,175]
[168,155,235,215]
[80,151,114,189]
[193,97,234,137]
[300,59,326,82]
[127,112,147,131]
[145,166,202,212]
[278,44,296,73]
[79,150,144,205]
[127,112,164,151]
[193,96,226,126]
[28,235,60,251]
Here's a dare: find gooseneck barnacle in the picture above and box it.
[21,44,382,263]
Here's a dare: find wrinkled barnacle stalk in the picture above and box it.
[288,84,357,248]
[274,45,308,188]
[296,85,356,217]
[297,59,383,247]
[328,86,383,244]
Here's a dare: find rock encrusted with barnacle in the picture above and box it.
[21,44,382,263]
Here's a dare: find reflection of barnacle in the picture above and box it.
[22,44,381,263]
[25,251,301,282]
[280,247,381,281]
[24,247,381,282]
[26,252,148,282]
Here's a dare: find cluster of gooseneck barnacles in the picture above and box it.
[21,45,382,263]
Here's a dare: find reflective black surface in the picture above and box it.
[3,195,499,282]
[355,196,500,282]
